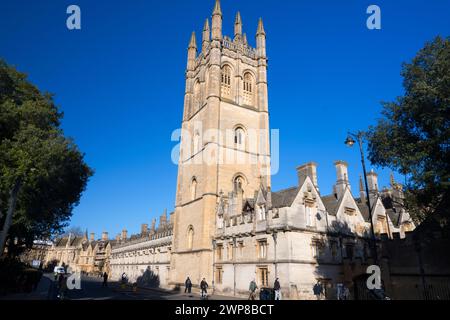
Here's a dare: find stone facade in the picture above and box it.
[41,231,115,275]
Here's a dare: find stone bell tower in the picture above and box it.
[170,0,271,286]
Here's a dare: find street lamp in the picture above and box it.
[345,131,378,264]
[272,231,278,280]
[212,239,216,295]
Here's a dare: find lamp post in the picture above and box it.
[272,231,278,280]
[212,239,216,295]
[345,131,378,264]
[233,237,237,297]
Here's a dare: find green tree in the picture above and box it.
[367,36,450,228]
[0,59,93,256]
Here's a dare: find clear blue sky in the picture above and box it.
[1,0,449,239]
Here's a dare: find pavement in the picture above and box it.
[0,274,244,301]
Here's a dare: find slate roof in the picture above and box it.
[321,195,340,216]
[271,187,299,209]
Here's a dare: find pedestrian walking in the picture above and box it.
[200,278,209,300]
[57,273,67,300]
[313,280,324,300]
[274,278,282,300]
[248,279,258,300]
[185,277,192,294]
[102,272,108,287]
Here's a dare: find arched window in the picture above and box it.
[234,175,245,192]
[221,65,232,99]
[243,72,254,106]
[187,226,194,250]
[191,178,198,201]
[193,80,201,111]
[234,127,246,150]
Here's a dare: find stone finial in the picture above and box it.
[202,18,210,51]
[212,0,222,16]
[188,31,197,49]
[256,17,265,36]
[234,12,243,37]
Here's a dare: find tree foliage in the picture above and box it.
[0,59,93,255]
[367,36,450,227]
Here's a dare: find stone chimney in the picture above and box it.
[90,233,95,241]
[141,224,149,235]
[334,161,351,199]
[160,210,168,228]
[367,170,379,194]
[102,232,108,241]
[121,229,128,241]
[151,219,156,233]
[359,175,366,202]
[115,234,121,242]
[297,162,319,191]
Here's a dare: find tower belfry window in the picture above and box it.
[243,73,254,106]
[221,66,232,99]
[193,80,201,111]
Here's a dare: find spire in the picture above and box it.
[202,19,210,52]
[188,31,197,49]
[234,12,242,37]
[211,0,222,40]
[212,0,222,16]
[203,18,210,36]
[256,17,265,36]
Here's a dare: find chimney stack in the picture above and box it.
[116,234,121,242]
[141,224,149,235]
[90,233,95,241]
[367,170,379,194]
[102,232,108,241]
[121,229,128,241]
[334,161,351,199]
[297,162,319,191]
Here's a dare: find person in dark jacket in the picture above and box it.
[274,278,281,300]
[200,278,209,299]
[102,272,108,287]
[313,280,324,300]
[185,277,192,294]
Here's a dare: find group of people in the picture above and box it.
[184,277,209,299]
[313,280,351,300]
[184,277,283,301]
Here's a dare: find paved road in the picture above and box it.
[40,274,242,300]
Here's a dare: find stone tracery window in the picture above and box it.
[193,80,201,111]
[243,72,254,106]
[221,65,232,99]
